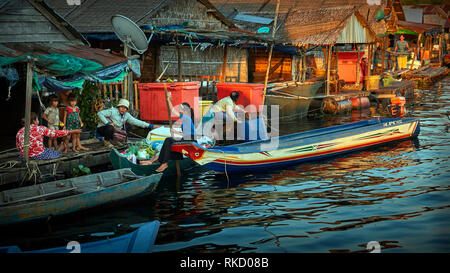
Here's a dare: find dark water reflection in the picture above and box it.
[1,77,449,253]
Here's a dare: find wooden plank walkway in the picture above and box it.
[401,65,449,88]
[369,80,416,99]
[0,139,127,187]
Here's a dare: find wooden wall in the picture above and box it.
[248,48,293,83]
[156,45,248,82]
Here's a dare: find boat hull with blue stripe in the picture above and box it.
[171,118,420,173]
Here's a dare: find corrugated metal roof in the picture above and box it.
[233,13,273,24]
[336,14,374,44]
[397,20,442,35]
[403,7,423,24]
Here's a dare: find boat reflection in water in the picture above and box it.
[153,136,423,253]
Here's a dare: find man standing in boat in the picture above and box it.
[96,99,159,147]
[201,91,246,139]
[394,35,410,71]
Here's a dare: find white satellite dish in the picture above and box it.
[111,14,150,54]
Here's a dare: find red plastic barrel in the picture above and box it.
[215,83,265,112]
[138,82,200,122]
[350,97,370,109]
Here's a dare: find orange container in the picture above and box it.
[336,52,364,83]
[390,96,406,105]
[216,83,265,112]
[138,82,200,122]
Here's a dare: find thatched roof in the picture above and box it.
[284,6,378,45]
[210,0,386,44]
[44,0,235,33]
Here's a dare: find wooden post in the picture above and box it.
[23,59,33,163]
[123,44,129,101]
[335,45,339,74]
[262,0,280,105]
[438,34,442,64]
[326,45,332,96]
[301,47,306,82]
[381,36,386,72]
[164,83,180,177]
[356,44,360,85]
[410,33,421,70]
[177,44,182,82]
[206,76,210,100]
[367,43,372,77]
[262,44,274,99]
[134,81,139,111]
[220,43,228,82]
[420,35,425,66]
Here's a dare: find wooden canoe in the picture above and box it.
[0,169,162,226]
[0,220,160,253]
[109,148,196,176]
[171,117,420,173]
[264,80,325,120]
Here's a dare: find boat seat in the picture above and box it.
[1,187,77,206]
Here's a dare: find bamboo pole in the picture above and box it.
[164,83,180,177]
[123,44,129,101]
[23,58,33,163]
[220,44,228,82]
[302,47,306,82]
[262,0,280,105]
[335,45,339,74]
[410,33,421,70]
[134,81,139,111]
[356,44,360,85]
[438,34,442,65]
[177,44,182,82]
[367,44,372,77]
[381,36,386,72]
[326,45,332,96]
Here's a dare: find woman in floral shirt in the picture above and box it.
[16,112,81,160]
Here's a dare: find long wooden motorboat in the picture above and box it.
[109,149,196,176]
[171,117,420,173]
[0,220,160,253]
[0,169,162,226]
[264,80,325,120]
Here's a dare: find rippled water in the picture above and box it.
[1,77,449,253]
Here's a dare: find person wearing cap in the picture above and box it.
[96,98,158,146]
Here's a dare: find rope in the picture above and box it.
[0,147,18,154]
[127,131,146,139]
[22,160,42,185]
[217,150,229,188]
[0,160,18,169]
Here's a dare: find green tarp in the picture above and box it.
[0,53,103,76]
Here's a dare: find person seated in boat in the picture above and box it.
[96,99,159,147]
[140,95,196,173]
[16,112,81,160]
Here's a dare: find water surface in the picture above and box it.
[1,77,449,253]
